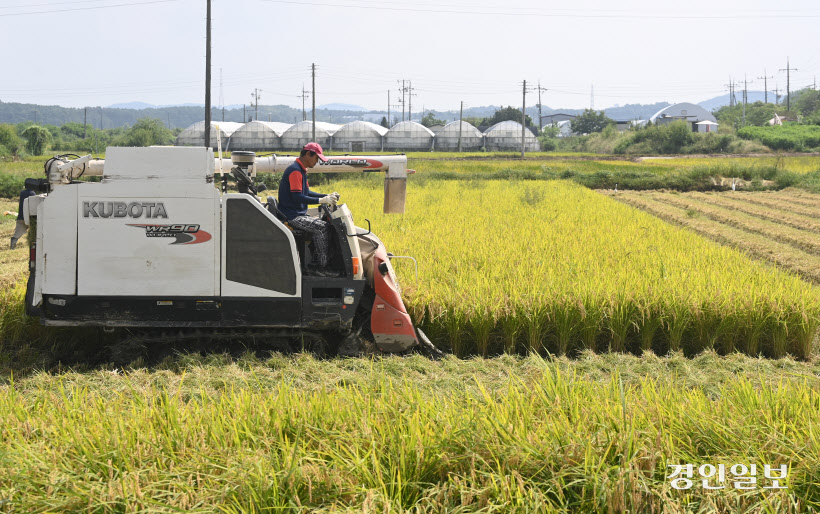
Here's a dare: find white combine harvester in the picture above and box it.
[21,146,438,356]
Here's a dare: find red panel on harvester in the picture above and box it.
[370,247,418,351]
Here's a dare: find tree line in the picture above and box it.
[0,118,179,159]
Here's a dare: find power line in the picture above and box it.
[0,0,180,17]
[0,0,146,10]
[260,0,820,19]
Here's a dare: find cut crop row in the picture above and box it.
[612,192,820,285]
[649,192,820,255]
[685,192,820,234]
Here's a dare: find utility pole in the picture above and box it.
[399,80,406,121]
[83,107,87,139]
[458,101,463,152]
[780,57,798,111]
[311,63,316,142]
[204,0,211,149]
[590,84,594,110]
[387,90,390,128]
[407,81,415,122]
[742,75,748,126]
[724,78,734,107]
[243,104,246,123]
[251,88,261,121]
[537,81,547,131]
[220,68,224,121]
[774,85,780,105]
[300,85,308,121]
[522,79,527,158]
[757,69,774,104]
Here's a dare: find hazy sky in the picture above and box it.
[1,0,818,112]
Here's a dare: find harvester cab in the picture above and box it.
[21,146,435,355]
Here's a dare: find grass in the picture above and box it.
[1,351,819,512]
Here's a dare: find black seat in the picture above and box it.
[265,196,289,223]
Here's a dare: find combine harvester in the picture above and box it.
[20,147,439,357]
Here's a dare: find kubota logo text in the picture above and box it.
[83,201,168,218]
[126,224,212,245]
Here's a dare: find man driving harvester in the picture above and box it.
[277,142,340,277]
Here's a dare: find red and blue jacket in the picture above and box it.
[277,159,325,220]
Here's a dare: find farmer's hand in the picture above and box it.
[319,195,337,205]
[330,192,340,201]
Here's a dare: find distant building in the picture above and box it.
[484,121,539,151]
[544,120,574,138]
[331,121,387,152]
[280,121,341,151]
[384,121,435,151]
[229,121,292,151]
[649,102,717,131]
[175,121,244,148]
[695,120,719,133]
[540,113,576,125]
[434,121,483,151]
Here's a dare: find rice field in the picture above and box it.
[337,179,820,359]
[3,155,820,512]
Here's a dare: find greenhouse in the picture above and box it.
[228,121,292,151]
[433,120,484,151]
[384,121,435,151]
[483,120,539,151]
[279,121,341,151]
[331,121,388,152]
[175,121,244,148]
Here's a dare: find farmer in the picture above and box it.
[277,142,340,276]
[10,182,36,250]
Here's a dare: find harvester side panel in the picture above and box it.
[38,187,78,295]
[76,182,220,297]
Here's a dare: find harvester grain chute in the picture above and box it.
[21,146,440,357]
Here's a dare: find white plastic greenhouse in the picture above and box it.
[332,121,388,152]
[384,121,434,151]
[279,121,341,151]
[228,121,292,151]
[175,121,244,148]
[483,121,539,151]
[433,121,484,151]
